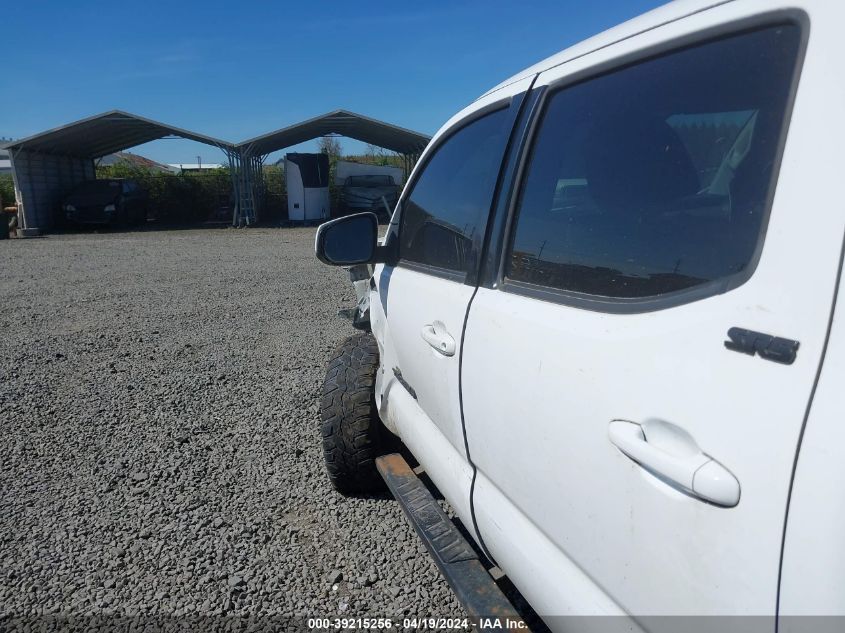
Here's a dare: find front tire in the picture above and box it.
[321,332,386,493]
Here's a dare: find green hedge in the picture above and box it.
[0,174,14,209]
[96,163,233,223]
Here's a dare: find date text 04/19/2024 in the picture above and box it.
[306,617,527,629]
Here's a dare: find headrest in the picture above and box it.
[584,114,699,216]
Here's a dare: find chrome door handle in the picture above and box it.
[608,420,740,507]
[420,322,456,356]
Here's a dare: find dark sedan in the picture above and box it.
[63,179,148,226]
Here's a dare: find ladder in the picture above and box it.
[229,149,258,227]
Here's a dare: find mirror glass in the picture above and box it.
[320,214,377,265]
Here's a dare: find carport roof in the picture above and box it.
[1,110,235,158]
[237,109,430,156]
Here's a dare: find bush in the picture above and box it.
[96,163,232,223]
[0,174,15,209]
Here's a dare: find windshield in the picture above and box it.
[345,175,393,187]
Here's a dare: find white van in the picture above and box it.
[315,0,844,629]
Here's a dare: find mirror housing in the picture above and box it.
[315,212,381,266]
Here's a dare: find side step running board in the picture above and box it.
[376,453,527,631]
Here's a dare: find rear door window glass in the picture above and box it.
[506,24,801,300]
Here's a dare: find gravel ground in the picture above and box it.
[0,227,476,631]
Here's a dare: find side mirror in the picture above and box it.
[315,212,379,266]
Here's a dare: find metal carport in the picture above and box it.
[2,109,431,232]
[1,111,236,233]
[233,109,430,226]
[237,109,430,157]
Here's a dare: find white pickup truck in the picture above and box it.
[315,0,845,629]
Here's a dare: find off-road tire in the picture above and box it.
[321,332,385,493]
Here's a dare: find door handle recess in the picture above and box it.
[420,322,456,356]
[608,420,740,507]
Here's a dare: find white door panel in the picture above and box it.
[780,288,845,618]
[779,294,845,616]
[382,266,473,455]
[777,0,845,610]
[464,279,831,614]
[471,469,632,622]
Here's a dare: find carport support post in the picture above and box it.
[236,151,245,226]
[252,155,267,222]
[226,148,253,227]
[230,146,262,227]
[226,150,240,226]
[9,148,26,230]
[241,149,254,226]
[247,154,258,224]
[402,153,419,183]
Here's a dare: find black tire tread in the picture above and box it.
[320,332,385,493]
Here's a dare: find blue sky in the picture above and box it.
[3,0,664,164]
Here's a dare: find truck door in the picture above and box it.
[461,12,841,621]
[375,79,532,522]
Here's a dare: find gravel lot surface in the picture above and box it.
[0,227,479,631]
